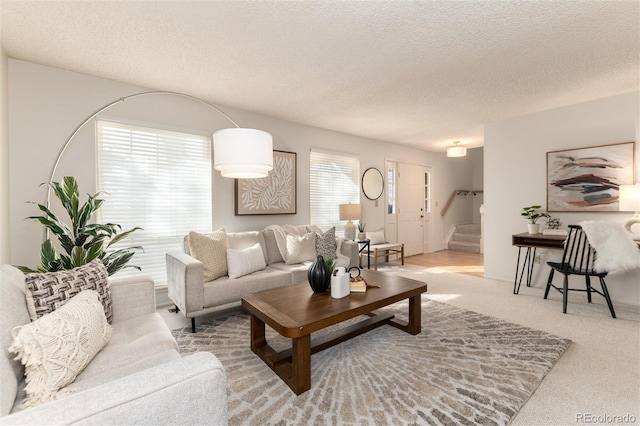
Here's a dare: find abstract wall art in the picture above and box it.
[235,150,297,215]
[547,142,635,212]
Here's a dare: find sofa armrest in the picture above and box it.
[109,276,156,322]
[340,240,359,268]
[0,352,227,425]
[166,252,204,316]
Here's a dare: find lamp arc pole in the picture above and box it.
[46,90,241,208]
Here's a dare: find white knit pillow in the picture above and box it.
[188,230,228,281]
[286,232,317,264]
[226,243,267,279]
[9,290,112,408]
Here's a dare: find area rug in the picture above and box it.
[172,297,570,425]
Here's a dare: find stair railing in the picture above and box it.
[441,189,484,216]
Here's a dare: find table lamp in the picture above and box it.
[619,184,640,239]
[339,203,361,240]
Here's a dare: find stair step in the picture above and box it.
[455,223,481,234]
[448,241,481,253]
[452,232,481,244]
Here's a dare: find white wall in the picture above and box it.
[8,59,466,269]
[0,48,9,264]
[485,92,640,306]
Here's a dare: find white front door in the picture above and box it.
[397,162,425,256]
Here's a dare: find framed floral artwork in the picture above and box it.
[547,141,635,212]
[235,150,297,215]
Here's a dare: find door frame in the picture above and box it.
[385,158,435,254]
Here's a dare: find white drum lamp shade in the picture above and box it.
[619,184,640,236]
[213,128,274,178]
[339,203,361,240]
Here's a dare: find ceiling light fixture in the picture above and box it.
[447,141,467,158]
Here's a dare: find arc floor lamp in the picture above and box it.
[46,90,273,208]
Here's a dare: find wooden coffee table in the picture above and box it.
[241,269,427,395]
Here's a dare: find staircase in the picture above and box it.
[448,223,481,253]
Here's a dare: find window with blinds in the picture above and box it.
[96,119,212,286]
[309,149,360,236]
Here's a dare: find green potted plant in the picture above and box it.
[16,176,143,275]
[521,205,550,234]
[324,257,336,275]
[357,222,366,241]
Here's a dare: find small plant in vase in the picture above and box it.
[357,222,366,241]
[324,257,336,276]
[521,205,550,234]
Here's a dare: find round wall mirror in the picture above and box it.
[362,167,384,200]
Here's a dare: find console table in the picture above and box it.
[512,233,566,295]
[512,231,640,295]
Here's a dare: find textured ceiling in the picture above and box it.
[1,1,638,152]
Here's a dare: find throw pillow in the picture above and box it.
[188,230,228,281]
[9,290,112,409]
[368,229,386,245]
[227,243,267,279]
[286,232,317,264]
[24,260,112,324]
[315,227,337,260]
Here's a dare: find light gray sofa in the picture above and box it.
[0,264,227,425]
[167,226,359,332]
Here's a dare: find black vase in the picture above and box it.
[308,255,331,293]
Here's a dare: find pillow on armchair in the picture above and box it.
[24,260,112,323]
[368,229,386,245]
[10,290,112,408]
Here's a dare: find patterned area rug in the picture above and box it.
[172,297,570,425]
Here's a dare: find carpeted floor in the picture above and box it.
[172,296,571,426]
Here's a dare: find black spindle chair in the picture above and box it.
[544,225,616,318]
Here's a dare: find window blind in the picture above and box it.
[96,119,212,286]
[309,149,360,236]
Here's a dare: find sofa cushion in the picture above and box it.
[80,312,177,380]
[203,267,291,307]
[262,228,285,265]
[226,231,269,264]
[9,290,112,409]
[69,349,180,393]
[0,265,32,416]
[227,243,267,279]
[315,227,338,260]
[283,224,308,236]
[24,260,112,324]
[286,232,317,264]
[270,262,310,283]
[188,230,228,281]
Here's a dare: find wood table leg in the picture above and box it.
[250,314,266,351]
[388,294,422,335]
[406,294,421,335]
[291,334,311,395]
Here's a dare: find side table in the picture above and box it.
[357,239,370,269]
